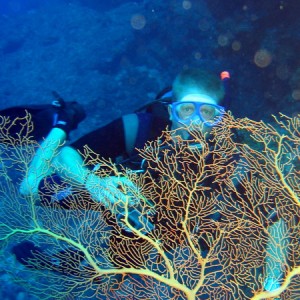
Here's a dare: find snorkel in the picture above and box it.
[220,71,231,109]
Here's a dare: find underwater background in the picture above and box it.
[0,0,299,299]
[0,0,300,141]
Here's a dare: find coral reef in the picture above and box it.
[0,112,299,299]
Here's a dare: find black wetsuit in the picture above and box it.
[70,112,170,162]
[0,105,57,141]
[0,103,169,163]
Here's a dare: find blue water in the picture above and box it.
[0,0,299,298]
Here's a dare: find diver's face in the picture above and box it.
[169,94,224,139]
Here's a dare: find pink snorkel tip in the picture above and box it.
[220,71,230,80]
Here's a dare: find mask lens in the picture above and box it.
[199,104,222,124]
[176,102,196,120]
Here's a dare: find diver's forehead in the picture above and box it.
[180,94,217,105]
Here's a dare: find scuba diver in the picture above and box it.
[8,67,230,278]
[5,68,284,295]
[17,68,227,207]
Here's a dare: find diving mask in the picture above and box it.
[171,94,225,126]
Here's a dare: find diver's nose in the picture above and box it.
[190,115,202,125]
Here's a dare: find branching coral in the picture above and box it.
[0,112,299,299]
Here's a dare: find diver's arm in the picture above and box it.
[19,97,86,197]
[51,145,91,184]
[20,126,140,209]
[52,146,138,209]
[19,127,91,195]
[19,127,93,199]
[20,128,68,196]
